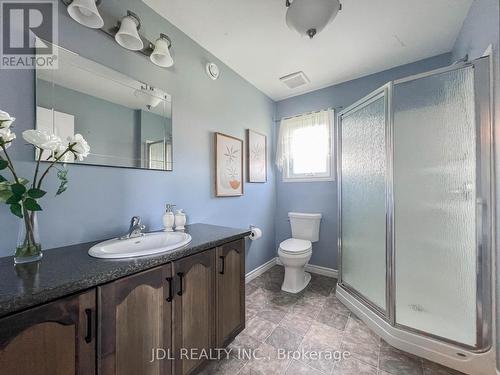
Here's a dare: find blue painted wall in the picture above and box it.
[0,0,276,273]
[274,53,452,270]
[451,0,500,366]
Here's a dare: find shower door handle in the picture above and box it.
[476,198,485,252]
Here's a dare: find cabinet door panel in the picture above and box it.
[216,239,245,346]
[115,285,163,375]
[99,266,172,375]
[0,290,96,375]
[173,249,216,375]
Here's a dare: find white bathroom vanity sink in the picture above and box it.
[88,232,192,259]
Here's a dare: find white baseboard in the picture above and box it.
[245,257,278,283]
[305,263,338,278]
[247,257,338,283]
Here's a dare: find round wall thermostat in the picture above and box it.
[206,62,220,80]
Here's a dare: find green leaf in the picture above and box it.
[0,160,8,170]
[6,194,21,204]
[27,188,46,199]
[0,175,6,183]
[56,181,68,196]
[10,203,23,218]
[0,190,11,203]
[56,169,69,196]
[18,178,29,185]
[57,169,68,180]
[24,198,42,212]
[11,183,26,196]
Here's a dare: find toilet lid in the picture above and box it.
[279,238,312,254]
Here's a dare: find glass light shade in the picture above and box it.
[115,15,144,51]
[134,88,163,110]
[286,0,341,38]
[67,0,104,29]
[150,36,174,68]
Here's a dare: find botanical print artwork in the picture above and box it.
[215,133,243,196]
[247,130,267,182]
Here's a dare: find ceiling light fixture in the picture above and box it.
[285,0,342,39]
[115,11,144,51]
[67,0,104,29]
[150,34,174,68]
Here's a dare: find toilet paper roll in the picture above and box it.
[249,227,262,240]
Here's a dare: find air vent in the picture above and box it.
[279,71,310,89]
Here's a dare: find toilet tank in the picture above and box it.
[289,212,322,242]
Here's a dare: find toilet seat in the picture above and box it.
[279,238,312,255]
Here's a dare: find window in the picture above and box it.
[276,109,334,182]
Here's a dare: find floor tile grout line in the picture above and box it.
[282,357,294,375]
[293,305,318,371]
[376,334,381,373]
[332,313,351,375]
[336,313,381,373]
[236,359,250,375]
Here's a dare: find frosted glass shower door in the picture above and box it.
[339,91,388,311]
[393,66,478,346]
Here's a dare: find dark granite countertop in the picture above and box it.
[0,223,251,318]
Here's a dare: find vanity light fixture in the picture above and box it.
[67,0,104,29]
[115,11,144,51]
[61,1,174,68]
[285,0,342,39]
[150,34,174,68]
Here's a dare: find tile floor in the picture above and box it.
[201,266,465,375]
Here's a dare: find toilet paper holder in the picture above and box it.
[248,225,262,240]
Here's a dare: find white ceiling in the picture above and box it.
[144,0,472,101]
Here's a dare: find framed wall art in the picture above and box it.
[247,129,267,183]
[215,132,244,196]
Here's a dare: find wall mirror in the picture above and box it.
[35,43,173,171]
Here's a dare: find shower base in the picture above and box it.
[336,286,497,375]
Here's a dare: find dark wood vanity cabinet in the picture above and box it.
[172,249,216,375]
[0,238,246,375]
[0,289,96,375]
[98,265,173,375]
[98,249,218,375]
[216,239,245,347]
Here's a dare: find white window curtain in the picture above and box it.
[275,109,333,172]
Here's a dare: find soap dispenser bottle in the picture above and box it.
[174,209,186,231]
[163,204,175,232]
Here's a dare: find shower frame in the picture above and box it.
[335,57,494,372]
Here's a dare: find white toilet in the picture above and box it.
[278,212,322,293]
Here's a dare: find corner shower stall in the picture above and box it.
[336,57,495,375]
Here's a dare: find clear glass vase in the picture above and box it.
[14,210,42,264]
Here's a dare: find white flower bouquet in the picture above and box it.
[0,109,90,263]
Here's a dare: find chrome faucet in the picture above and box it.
[120,216,146,239]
